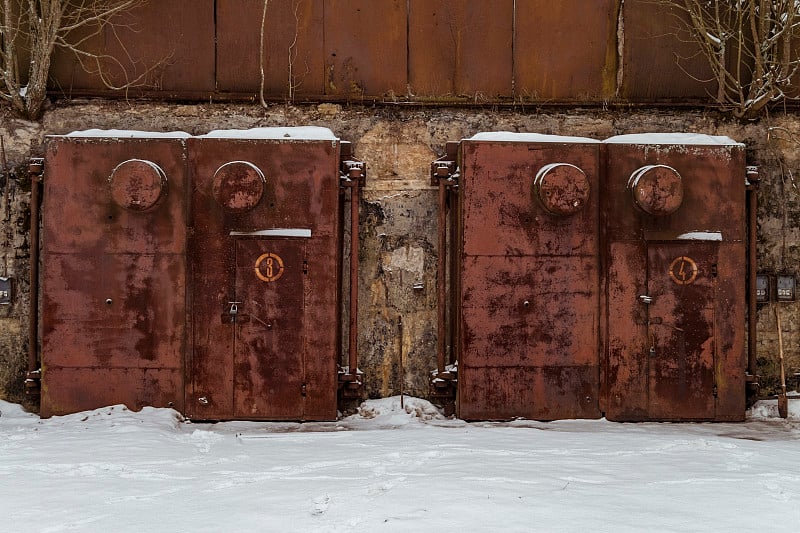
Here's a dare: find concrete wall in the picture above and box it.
[1,101,798,407]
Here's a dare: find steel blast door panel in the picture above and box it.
[41,137,186,417]
[234,239,305,419]
[646,242,716,420]
[458,140,601,420]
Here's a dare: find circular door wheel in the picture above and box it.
[109,159,167,211]
[533,163,591,216]
[628,165,683,216]
[212,161,266,212]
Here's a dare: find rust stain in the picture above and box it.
[41,133,345,422]
[455,139,602,421]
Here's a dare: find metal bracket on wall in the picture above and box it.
[429,141,460,414]
[339,141,366,187]
[338,141,366,400]
[26,158,44,399]
[429,141,459,186]
[337,366,363,399]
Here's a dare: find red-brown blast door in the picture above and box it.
[456,138,601,421]
[233,239,306,418]
[646,242,717,420]
[186,135,340,421]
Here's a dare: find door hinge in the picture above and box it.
[339,141,366,187]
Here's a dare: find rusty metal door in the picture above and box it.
[40,135,188,418]
[645,241,717,420]
[232,238,306,418]
[456,136,602,421]
[186,132,341,421]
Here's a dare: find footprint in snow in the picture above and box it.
[311,494,331,516]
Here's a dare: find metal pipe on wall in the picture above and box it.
[27,159,44,390]
[336,182,345,368]
[436,178,447,376]
[448,182,459,367]
[746,167,759,377]
[348,176,360,378]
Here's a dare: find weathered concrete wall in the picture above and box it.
[1,101,799,407]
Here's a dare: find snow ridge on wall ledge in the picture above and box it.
[200,127,338,140]
[467,132,601,143]
[604,133,741,146]
[65,129,191,138]
[468,132,741,145]
[63,127,339,141]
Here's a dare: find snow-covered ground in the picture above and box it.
[1,397,799,533]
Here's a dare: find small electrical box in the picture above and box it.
[777,274,796,302]
[0,277,11,305]
[756,274,771,303]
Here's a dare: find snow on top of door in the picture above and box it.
[200,127,338,140]
[604,133,742,146]
[676,231,723,241]
[65,129,191,138]
[229,228,312,238]
[467,132,601,143]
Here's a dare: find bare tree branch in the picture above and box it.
[259,0,269,108]
[1,0,149,119]
[658,0,800,119]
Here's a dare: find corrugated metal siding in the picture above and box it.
[43,0,749,104]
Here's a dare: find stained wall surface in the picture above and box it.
[43,0,749,105]
[1,103,798,411]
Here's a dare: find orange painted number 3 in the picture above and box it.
[254,253,285,282]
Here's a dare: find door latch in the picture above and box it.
[221,301,251,324]
[638,295,653,305]
[221,301,242,324]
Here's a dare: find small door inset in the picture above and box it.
[646,242,717,420]
[233,239,306,419]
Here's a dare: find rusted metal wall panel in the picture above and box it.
[104,0,215,93]
[457,139,602,421]
[49,26,107,98]
[458,366,599,421]
[323,0,408,98]
[216,0,325,96]
[186,135,341,421]
[646,242,717,420]
[408,0,513,98]
[514,0,617,101]
[50,0,215,96]
[41,368,183,416]
[604,138,746,421]
[40,136,188,417]
[605,241,649,419]
[43,0,775,104]
[620,0,715,100]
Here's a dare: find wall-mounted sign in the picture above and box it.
[0,277,11,305]
[777,274,796,302]
[756,274,771,303]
